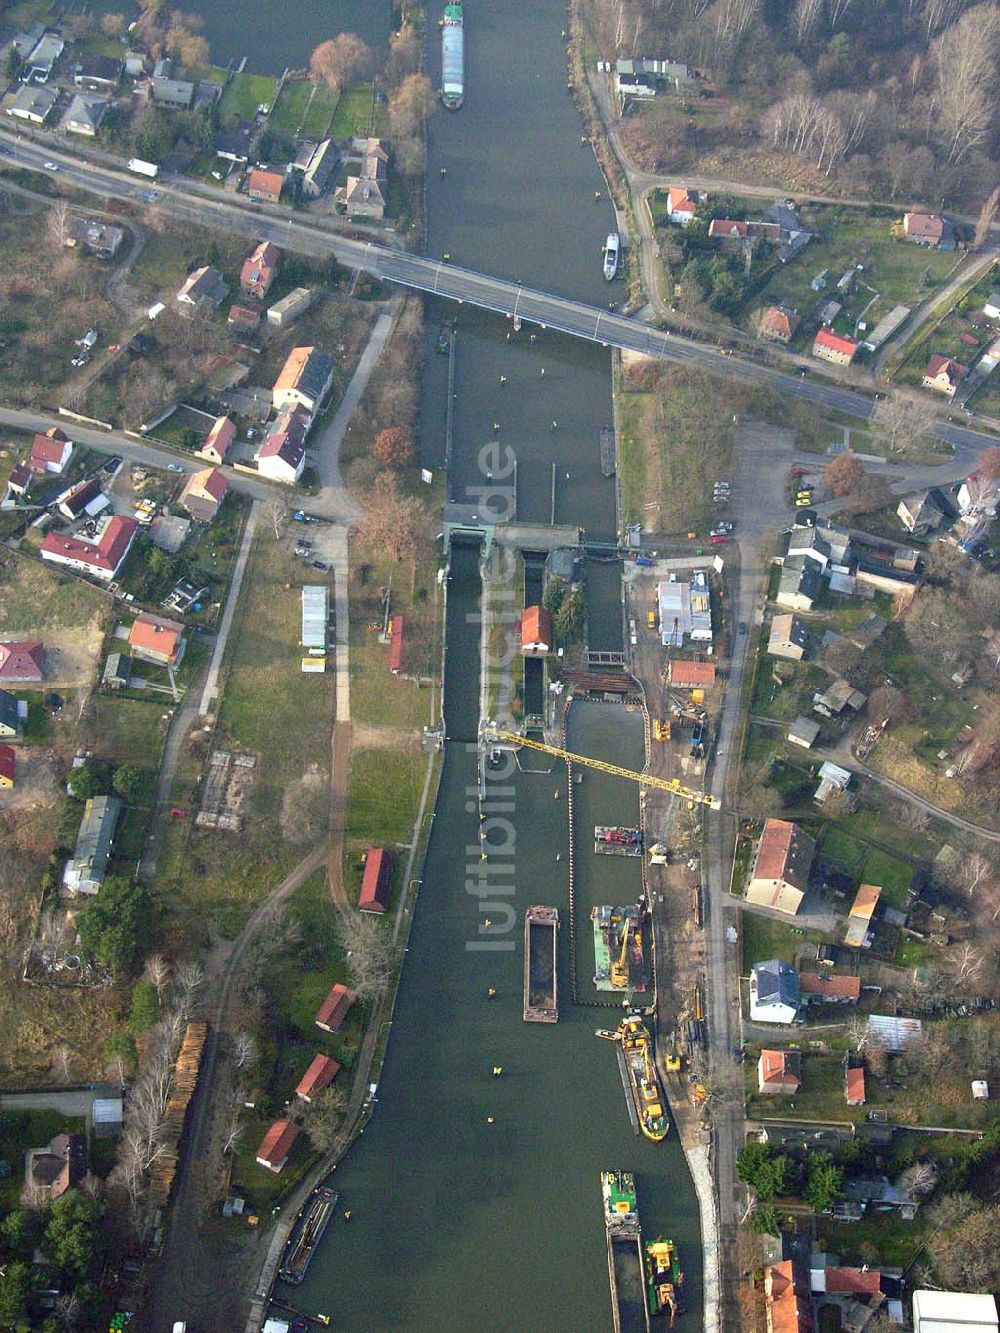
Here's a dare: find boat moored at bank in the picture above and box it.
[602,1170,651,1333]
[603,231,620,280]
[645,1237,683,1325]
[279,1186,338,1284]
[618,1016,669,1141]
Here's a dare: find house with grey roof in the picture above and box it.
[749,959,801,1024]
[61,93,109,137]
[0,688,25,740]
[897,490,946,536]
[776,557,821,611]
[177,265,228,312]
[63,794,122,896]
[6,83,58,124]
[768,613,810,661]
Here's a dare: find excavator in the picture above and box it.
[482,727,720,809]
[610,919,631,989]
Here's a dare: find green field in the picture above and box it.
[271,77,339,138]
[330,84,377,138]
[742,909,822,969]
[220,71,280,123]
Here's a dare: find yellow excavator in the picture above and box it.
[483,727,720,809]
[610,918,631,989]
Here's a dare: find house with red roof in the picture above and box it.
[760,304,800,344]
[255,1119,299,1173]
[668,659,716,689]
[256,405,309,484]
[295,1053,341,1103]
[922,353,967,397]
[799,971,861,1005]
[227,301,262,333]
[0,641,44,682]
[40,514,137,581]
[757,1048,801,1095]
[30,427,73,475]
[845,1065,866,1106]
[666,187,698,225]
[128,612,185,667]
[179,467,228,522]
[240,240,280,298]
[197,415,235,465]
[315,982,356,1033]
[765,1261,814,1333]
[521,605,553,656]
[358,847,393,914]
[0,743,15,789]
[812,328,858,366]
[709,218,748,240]
[247,168,285,203]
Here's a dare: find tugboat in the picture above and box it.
[645,1238,683,1325]
[618,1016,669,1141]
[602,1171,650,1333]
[603,231,620,281]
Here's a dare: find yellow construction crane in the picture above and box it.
[483,728,720,809]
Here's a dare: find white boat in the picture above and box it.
[603,232,620,281]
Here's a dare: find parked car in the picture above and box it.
[43,161,58,171]
[710,533,730,544]
[166,463,184,473]
[311,560,331,572]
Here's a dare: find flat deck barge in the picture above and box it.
[523,905,558,1022]
[600,424,616,477]
[602,1170,651,1333]
[278,1185,337,1284]
[591,903,650,993]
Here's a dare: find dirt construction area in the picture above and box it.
[0,552,110,689]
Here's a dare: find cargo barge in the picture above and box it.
[440,3,464,110]
[278,1186,338,1284]
[645,1237,683,1325]
[600,424,616,477]
[602,1170,651,1333]
[619,1016,669,1141]
[595,825,643,857]
[523,905,558,1022]
[591,901,650,993]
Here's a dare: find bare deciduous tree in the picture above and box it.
[932,5,1000,164]
[974,185,1000,249]
[53,1043,74,1084]
[266,497,288,541]
[48,200,72,250]
[302,1085,348,1151]
[144,952,171,1002]
[792,0,824,42]
[339,909,395,1003]
[871,391,937,457]
[232,1030,259,1071]
[309,33,372,96]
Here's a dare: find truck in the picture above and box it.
[127,157,159,178]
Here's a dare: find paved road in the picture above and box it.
[3,130,999,466]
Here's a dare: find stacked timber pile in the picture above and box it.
[148,1022,208,1207]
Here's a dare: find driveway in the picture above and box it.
[0,1085,119,1123]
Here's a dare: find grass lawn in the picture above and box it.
[302,82,342,138]
[616,388,653,527]
[330,83,377,138]
[742,909,822,970]
[228,1122,314,1214]
[824,1209,929,1268]
[0,1109,85,1210]
[344,745,427,908]
[0,553,109,633]
[85,696,169,765]
[745,1049,856,1123]
[220,72,280,124]
[270,78,313,134]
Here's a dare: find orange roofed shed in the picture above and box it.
[315,982,356,1033]
[388,615,405,673]
[358,847,393,913]
[255,1119,299,1173]
[295,1053,341,1103]
[521,605,553,656]
[668,659,716,688]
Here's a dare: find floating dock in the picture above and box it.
[600,424,616,477]
[279,1186,337,1284]
[523,905,558,1022]
[602,1171,650,1333]
[591,903,649,993]
[595,826,643,857]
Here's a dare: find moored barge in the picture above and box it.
[523,905,558,1022]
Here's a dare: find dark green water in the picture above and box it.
[277,0,704,1326]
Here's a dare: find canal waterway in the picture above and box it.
[277,0,705,1325]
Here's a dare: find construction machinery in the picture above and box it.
[483,727,720,809]
[653,719,671,741]
[610,919,631,989]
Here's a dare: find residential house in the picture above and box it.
[814,760,852,805]
[761,305,800,343]
[768,614,809,661]
[776,558,821,612]
[6,83,58,124]
[61,93,109,136]
[255,1119,299,1173]
[845,884,881,948]
[302,138,337,199]
[197,415,235,465]
[0,641,43,683]
[787,716,821,749]
[666,187,698,224]
[227,302,262,333]
[24,1133,85,1203]
[764,1260,814,1333]
[845,1065,866,1106]
[709,219,748,241]
[40,514,138,581]
[521,605,553,656]
[7,463,32,498]
[0,743,14,789]
[657,573,713,647]
[124,50,147,76]
[69,217,125,259]
[0,690,24,740]
[614,58,658,97]
[57,477,108,521]
[757,1049,801,1094]
[358,847,393,913]
[667,660,716,689]
[295,1053,341,1103]
[315,982,356,1033]
[179,467,228,522]
[338,169,387,219]
[267,287,313,328]
[256,405,310,484]
[813,329,859,366]
[240,241,280,299]
[985,291,1000,320]
[152,71,194,107]
[128,612,185,667]
[903,212,949,247]
[247,168,285,203]
[922,354,967,397]
[73,55,121,91]
[30,427,73,474]
[749,959,801,1025]
[63,794,122,895]
[272,346,334,414]
[957,473,1000,520]
[813,679,866,717]
[898,489,946,535]
[746,818,815,915]
[913,1292,999,1333]
[799,972,861,1005]
[845,613,886,652]
[25,33,64,82]
[176,265,228,312]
